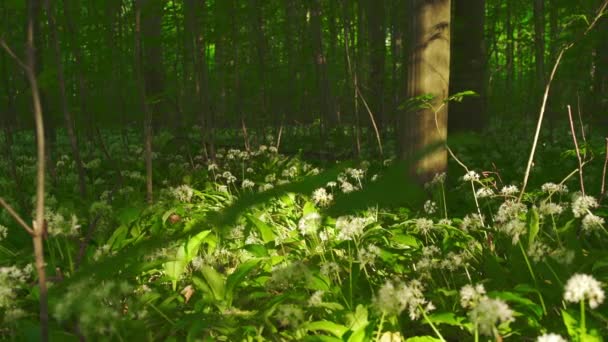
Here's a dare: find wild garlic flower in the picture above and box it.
[0,225,7,241]
[275,304,304,328]
[326,181,337,188]
[298,213,322,236]
[564,273,605,309]
[320,261,341,277]
[459,283,486,309]
[170,184,195,203]
[527,241,550,263]
[424,200,437,214]
[468,297,514,336]
[581,213,605,233]
[241,179,255,189]
[500,185,519,196]
[312,188,333,207]
[222,171,237,184]
[269,262,311,290]
[494,200,527,223]
[460,213,485,231]
[571,194,599,218]
[258,183,274,192]
[336,216,372,241]
[358,244,381,267]
[348,168,365,180]
[308,291,325,307]
[373,279,434,320]
[432,172,446,185]
[537,333,567,342]
[268,146,278,153]
[340,181,356,193]
[414,218,434,235]
[207,163,218,171]
[541,183,568,194]
[539,202,564,216]
[463,171,480,182]
[476,187,494,198]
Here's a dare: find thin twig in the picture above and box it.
[567,105,585,195]
[0,197,35,236]
[518,0,608,201]
[601,138,608,197]
[0,38,29,71]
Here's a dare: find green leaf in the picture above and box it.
[426,312,467,327]
[561,309,578,338]
[346,305,369,331]
[446,90,478,103]
[492,290,542,318]
[527,206,540,250]
[302,321,348,337]
[225,259,262,304]
[200,265,226,301]
[163,230,212,290]
[405,336,443,342]
[246,214,276,243]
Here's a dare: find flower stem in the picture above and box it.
[374,312,385,342]
[419,305,445,341]
[518,241,547,315]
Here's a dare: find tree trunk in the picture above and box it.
[399,0,451,182]
[44,0,87,197]
[533,0,545,99]
[309,0,334,133]
[506,0,514,103]
[367,0,386,131]
[449,0,486,132]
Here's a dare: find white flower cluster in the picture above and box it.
[275,304,304,327]
[571,194,599,218]
[298,213,322,236]
[373,279,435,320]
[312,188,333,207]
[241,179,255,189]
[564,273,605,309]
[463,171,480,182]
[500,185,519,196]
[460,283,514,336]
[335,215,374,241]
[424,200,437,214]
[0,265,33,310]
[413,218,435,235]
[537,333,567,342]
[358,244,381,267]
[541,183,568,194]
[170,184,195,203]
[476,187,494,198]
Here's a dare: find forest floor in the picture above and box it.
[1,121,607,341]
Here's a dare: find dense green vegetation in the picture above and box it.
[1,0,607,341]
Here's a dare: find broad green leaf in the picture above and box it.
[246,214,276,243]
[347,327,368,342]
[163,230,212,290]
[426,312,467,327]
[527,207,540,250]
[302,321,348,337]
[225,259,262,304]
[561,309,578,338]
[200,265,226,301]
[405,336,442,342]
[346,305,369,331]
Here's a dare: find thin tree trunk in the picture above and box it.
[44,0,87,196]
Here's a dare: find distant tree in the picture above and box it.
[449,0,486,132]
[399,0,451,182]
[534,0,546,98]
[366,0,386,130]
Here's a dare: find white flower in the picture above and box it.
[358,244,381,267]
[527,241,550,263]
[170,184,195,202]
[374,279,434,320]
[564,273,605,309]
[463,171,480,182]
[424,200,437,214]
[501,185,519,196]
[312,188,333,207]
[571,194,599,218]
[581,213,605,232]
[432,172,446,185]
[539,202,564,216]
[258,183,274,192]
[460,283,486,309]
[0,225,7,240]
[308,291,325,307]
[468,297,514,336]
[336,216,372,241]
[298,213,322,236]
[275,304,304,327]
[340,181,356,193]
[541,183,568,194]
[476,187,494,198]
[495,200,527,223]
[207,163,218,171]
[537,333,567,342]
[241,179,255,189]
[348,168,365,180]
[326,181,337,188]
[461,214,484,231]
[414,218,434,235]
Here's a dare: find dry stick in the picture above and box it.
[1,30,49,341]
[567,105,586,195]
[0,197,35,236]
[276,123,283,151]
[340,16,383,156]
[601,138,608,197]
[518,0,608,202]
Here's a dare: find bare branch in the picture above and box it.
[0,197,35,236]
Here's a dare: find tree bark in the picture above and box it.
[400,0,451,182]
